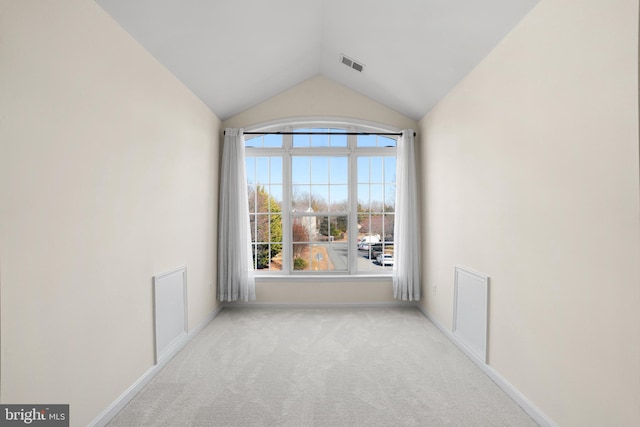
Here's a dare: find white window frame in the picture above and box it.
[245,119,398,277]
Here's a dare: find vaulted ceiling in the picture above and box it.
[95,0,539,121]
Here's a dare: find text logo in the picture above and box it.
[0,405,68,426]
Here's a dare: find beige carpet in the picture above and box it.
[108,307,537,426]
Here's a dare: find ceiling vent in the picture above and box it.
[340,54,365,73]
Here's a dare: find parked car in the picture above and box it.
[371,243,393,258]
[376,253,394,266]
[358,235,380,250]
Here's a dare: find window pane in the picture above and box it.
[334,215,348,240]
[292,186,310,211]
[256,188,268,213]
[292,217,310,244]
[358,214,373,238]
[357,157,369,183]
[245,135,261,148]
[356,213,382,271]
[364,214,383,238]
[293,128,312,147]
[246,156,284,272]
[292,244,311,270]
[328,241,349,272]
[330,185,348,211]
[269,244,283,270]
[292,157,310,184]
[252,243,284,271]
[293,134,309,147]
[358,184,370,212]
[249,214,256,241]
[294,156,347,215]
[270,214,283,243]
[245,135,285,148]
[355,135,398,148]
[330,133,347,147]
[369,157,383,183]
[369,184,384,211]
[251,210,284,271]
[248,185,257,213]
[384,156,396,183]
[310,185,329,212]
[256,214,270,241]
[379,136,396,147]
[310,245,326,270]
[270,185,283,207]
[292,216,311,270]
[311,131,329,147]
[310,244,329,271]
[256,186,275,213]
[256,157,269,184]
[246,158,256,183]
[264,134,283,148]
[310,157,329,184]
[291,215,347,271]
[357,135,376,147]
[317,216,333,239]
[383,214,395,242]
[247,156,282,187]
[356,154,396,272]
[384,184,395,212]
[298,215,318,240]
[271,157,283,184]
[373,241,394,271]
[356,212,393,271]
[330,157,348,184]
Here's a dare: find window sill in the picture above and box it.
[254,274,393,283]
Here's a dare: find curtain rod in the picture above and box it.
[224,131,416,137]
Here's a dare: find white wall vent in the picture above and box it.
[153,266,188,364]
[453,266,489,364]
[340,54,365,72]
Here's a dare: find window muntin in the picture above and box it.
[245,126,396,275]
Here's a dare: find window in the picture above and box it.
[246,155,283,270]
[245,126,397,275]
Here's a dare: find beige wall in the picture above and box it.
[223,76,418,304]
[0,0,221,425]
[223,75,418,132]
[246,278,398,305]
[419,0,640,426]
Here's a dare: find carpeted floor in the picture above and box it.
[108,307,537,426]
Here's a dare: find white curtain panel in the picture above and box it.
[393,129,421,301]
[218,128,255,302]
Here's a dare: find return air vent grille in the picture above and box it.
[340,54,365,73]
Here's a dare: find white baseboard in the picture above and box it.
[88,304,224,427]
[224,301,416,309]
[415,305,557,427]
